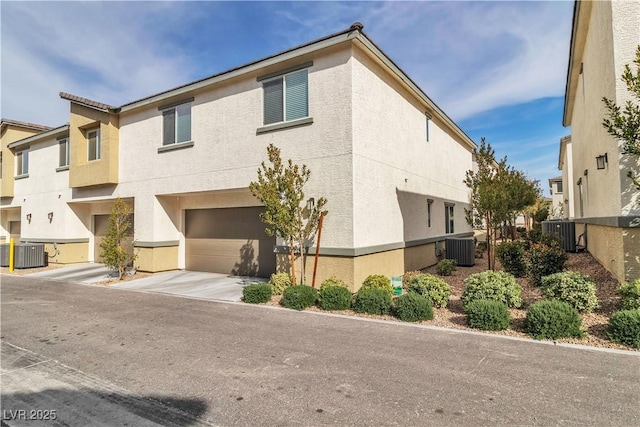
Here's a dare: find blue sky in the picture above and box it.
[1,1,573,194]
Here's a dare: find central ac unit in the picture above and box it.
[445,238,475,266]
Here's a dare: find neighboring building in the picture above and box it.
[548,176,565,219]
[0,23,476,289]
[562,0,640,282]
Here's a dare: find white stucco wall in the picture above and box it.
[116,44,355,249]
[350,46,473,248]
[10,136,87,241]
[569,0,640,218]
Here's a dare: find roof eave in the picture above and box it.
[7,124,70,149]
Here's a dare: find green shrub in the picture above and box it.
[242,283,273,304]
[540,271,599,313]
[320,276,348,290]
[436,259,457,276]
[353,287,392,315]
[402,270,422,289]
[525,300,583,340]
[618,279,640,310]
[465,299,510,331]
[361,275,393,297]
[524,228,561,250]
[407,274,451,308]
[607,309,640,348]
[526,242,568,286]
[393,293,433,322]
[269,272,292,295]
[496,241,526,278]
[281,285,318,310]
[319,285,352,311]
[461,270,522,309]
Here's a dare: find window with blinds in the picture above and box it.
[263,69,308,125]
[162,102,191,146]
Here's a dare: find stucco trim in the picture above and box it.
[56,166,70,172]
[14,174,29,180]
[256,61,314,82]
[256,117,314,134]
[157,141,195,153]
[573,216,640,228]
[134,240,180,248]
[157,97,195,111]
[21,238,90,243]
[275,232,474,256]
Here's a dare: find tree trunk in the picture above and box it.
[485,211,492,270]
[289,241,296,285]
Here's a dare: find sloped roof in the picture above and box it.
[59,92,117,112]
[1,118,52,133]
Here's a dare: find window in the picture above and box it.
[16,149,29,176]
[445,204,454,234]
[425,114,431,142]
[263,69,308,125]
[427,199,433,228]
[59,138,69,167]
[0,152,3,177]
[162,102,191,146]
[87,129,100,161]
[556,182,563,193]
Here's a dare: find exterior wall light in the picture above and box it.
[306,198,315,211]
[596,153,608,170]
[26,213,32,223]
[48,212,54,222]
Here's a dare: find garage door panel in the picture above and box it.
[185,207,275,277]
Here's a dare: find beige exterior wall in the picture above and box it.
[44,242,89,264]
[586,224,639,283]
[1,126,43,198]
[136,246,179,272]
[69,103,120,188]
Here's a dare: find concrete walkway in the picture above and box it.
[25,263,266,302]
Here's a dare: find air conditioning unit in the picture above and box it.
[0,244,9,267]
[542,221,576,252]
[445,238,475,266]
[14,243,46,269]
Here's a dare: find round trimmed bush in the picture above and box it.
[242,283,272,304]
[618,279,640,310]
[496,241,526,278]
[407,274,451,308]
[436,259,457,276]
[319,285,352,311]
[526,242,568,286]
[281,285,318,310]
[461,270,522,309]
[402,270,422,289]
[320,276,348,290]
[540,271,599,313]
[269,272,292,295]
[607,309,640,348]
[525,300,583,340]
[393,292,433,322]
[353,287,392,315]
[465,299,510,331]
[361,275,393,297]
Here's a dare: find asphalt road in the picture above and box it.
[1,275,639,426]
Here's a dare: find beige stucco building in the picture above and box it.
[561,0,640,282]
[1,23,477,289]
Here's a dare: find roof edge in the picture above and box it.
[7,124,70,149]
[1,118,53,133]
[59,92,119,113]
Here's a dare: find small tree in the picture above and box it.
[99,198,136,280]
[249,144,327,284]
[602,44,640,200]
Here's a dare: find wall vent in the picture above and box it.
[445,238,475,266]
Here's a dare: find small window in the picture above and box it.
[16,149,29,176]
[445,204,455,234]
[556,182,563,193]
[59,138,69,167]
[425,114,431,142]
[162,102,191,146]
[87,129,100,161]
[263,69,308,125]
[0,152,3,177]
[427,199,433,228]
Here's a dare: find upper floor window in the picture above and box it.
[427,199,433,228]
[16,149,29,176]
[263,69,308,125]
[0,152,3,177]
[556,182,563,193]
[162,102,191,146]
[87,129,101,161]
[445,203,455,234]
[425,113,431,142]
[59,137,69,167]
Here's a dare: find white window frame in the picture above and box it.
[161,101,192,146]
[425,113,431,142]
[445,203,455,234]
[16,149,29,176]
[59,137,70,167]
[556,182,563,193]
[87,129,101,161]
[262,69,309,126]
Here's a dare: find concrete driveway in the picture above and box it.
[25,263,266,302]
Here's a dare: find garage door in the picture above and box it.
[185,207,275,277]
